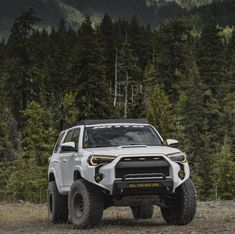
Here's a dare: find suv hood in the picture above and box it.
[84,146,181,157]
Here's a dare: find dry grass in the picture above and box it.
[0,201,235,234]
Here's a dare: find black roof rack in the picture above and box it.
[63,119,149,130]
[78,119,148,126]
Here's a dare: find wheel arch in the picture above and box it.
[49,172,56,182]
[74,170,82,181]
[73,165,84,181]
[48,169,60,192]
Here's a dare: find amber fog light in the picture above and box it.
[178,170,185,179]
[95,174,103,183]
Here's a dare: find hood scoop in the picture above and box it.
[118,145,148,149]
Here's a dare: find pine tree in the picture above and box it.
[44,19,77,130]
[155,18,194,101]
[196,23,225,146]
[0,111,17,162]
[30,28,50,67]
[129,16,153,68]
[214,136,235,200]
[100,13,116,90]
[116,40,142,118]
[0,68,19,162]
[63,92,79,126]
[173,91,188,151]
[47,18,76,93]
[5,101,53,202]
[6,156,47,202]
[0,165,8,197]
[75,17,112,120]
[113,19,124,48]
[21,101,54,166]
[184,76,223,199]
[197,23,225,99]
[181,66,204,160]
[145,64,175,139]
[146,85,174,140]
[5,9,40,121]
[195,124,217,200]
[224,29,235,151]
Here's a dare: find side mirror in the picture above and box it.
[61,142,76,152]
[166,139,179,148]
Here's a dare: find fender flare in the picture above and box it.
[73,165,84,180]
[48,168,60,192]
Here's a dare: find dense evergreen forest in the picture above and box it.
[0,3,234,202]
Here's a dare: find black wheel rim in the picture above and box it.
[49,193,53,213]
[74,192,84,218]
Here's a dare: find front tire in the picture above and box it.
[68,179,104,229]
[47,181,68,223]
[131,205,154,219]
[161,179,197,225]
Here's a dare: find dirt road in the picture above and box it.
[0,201,234,233]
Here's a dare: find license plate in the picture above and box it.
[128,183,161,188]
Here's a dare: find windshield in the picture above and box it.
[83,125,163,148]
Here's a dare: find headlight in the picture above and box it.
[167,152,187,163]
[88,155,116,166]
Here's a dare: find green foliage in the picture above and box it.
[195,127,217,200]
[185,0,235,27]
[21,101,52,166]
[197,23,225,98]
[1,101,54,202]
[116,40,142,118]
[128,16,153,68]
[4,9,41,122]
[0,166,8,194]
[6,158,47,202]
[154,18,194,101]
[0,7,234,202]
[100,14,116,90]
[75,17,112,120]
[144,63,175,139]
[185,23,227,199]
[225,29,235,151]
[146,84,175,139]
[214,137,235,199]
[0,114,13,162]
[63,92,79,126]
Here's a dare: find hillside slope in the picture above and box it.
[0,0,233,39]
[0,0,183,38]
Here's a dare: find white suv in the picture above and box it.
[48,119,197,229]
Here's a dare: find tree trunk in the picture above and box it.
[124,71,128,118]
[114,48,118,107]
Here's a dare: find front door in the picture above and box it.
[59,128,81,191]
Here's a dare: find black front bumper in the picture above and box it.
[112,178,173,196]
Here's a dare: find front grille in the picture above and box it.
[115,167,170,178]
[115,157,170,178]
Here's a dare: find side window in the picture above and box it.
[63,129,74,143]
[71,128,80,148]
[54,132,65,153]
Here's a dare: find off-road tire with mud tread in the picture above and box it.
[68,179,104,229]
[131,205,154,219]
[160,179,197,225]
[47,181,68,223]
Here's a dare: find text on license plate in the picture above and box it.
[128,183,161,188]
